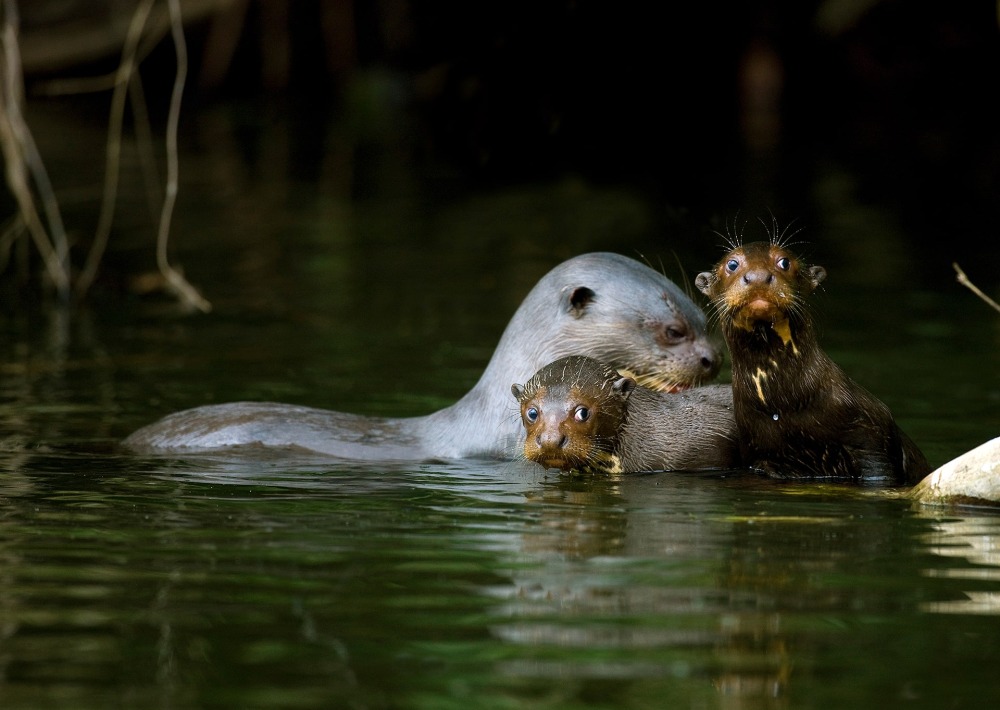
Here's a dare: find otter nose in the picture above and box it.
[697,343,723,378]
[537,430,568,450]
[742,268,774,285]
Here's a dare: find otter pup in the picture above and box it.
[124,252,721,460]
[511,355,740,473]
[695,240,929,483]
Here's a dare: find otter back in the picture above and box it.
[125,252,722,460]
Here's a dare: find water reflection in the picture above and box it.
[472,472,1000,707]
[4,430,1000,708]
[919,514,1000,615]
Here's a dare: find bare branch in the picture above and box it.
[76,0,156,298]
[0,0,70,297]
[157,0,211,313]
[954,262,1000,315]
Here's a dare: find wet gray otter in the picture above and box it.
[124,252,721,459]
[695,239,929,484]
[511,355,740,473]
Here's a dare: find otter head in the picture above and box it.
[696,242,826,337]
[513,253,721,394]
[511,356,634,472]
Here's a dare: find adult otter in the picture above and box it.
[511,355,739,473]
[694,239,929,484]
[124,252,721,459]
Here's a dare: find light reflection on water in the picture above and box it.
[921,516,1000,614]
[0,99,998,708]
[3,441,1000,707]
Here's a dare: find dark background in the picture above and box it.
[12,0,1000,294]
[173,0,1000,238]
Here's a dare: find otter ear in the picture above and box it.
[511,383,525,401]
[567,286,596,318]
[806,265,827,290]
[694,271,716,296]
[612,376,636,396]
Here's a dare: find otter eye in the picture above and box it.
[662,324,687,344]
[776,256,790,271]
[524,407,538,423]
[725,258,739,273]
[574,406,590,422]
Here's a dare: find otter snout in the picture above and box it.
[742,268,775,286]
[532,424,576,470]
[697,342,722,379]
[537,429,568,450]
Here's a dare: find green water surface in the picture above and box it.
[0,97,998,710]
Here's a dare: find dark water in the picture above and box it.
[1,92,999,709]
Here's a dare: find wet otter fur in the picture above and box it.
[695,238,929,484]
[125,252,721,460]
[511,355,739,473]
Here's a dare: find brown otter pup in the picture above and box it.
[124,252,721,460]
[511,355,740,473]
[694,239,929,484]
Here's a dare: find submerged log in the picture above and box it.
[911,437,1000,507]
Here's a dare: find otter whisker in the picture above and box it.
[758,212,806,252]
[703,299,728,330]
[712,215,745,252]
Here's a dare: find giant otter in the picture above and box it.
[695,239,929,484]
[512,355,739,473]
[124,252,721,459]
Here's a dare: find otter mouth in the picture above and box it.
[747,297,775,313]
[729,296,786,331]
[538,454,593,471]
[539,456,571,469]
[618,368,692,394]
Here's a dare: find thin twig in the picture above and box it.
[1,1,69,290]
[0,0,69,296]
[953,262,1000,315]
[158,0,210,313]
[14,109,70,290]
[76,0,155,299]
[0,212,22,271]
